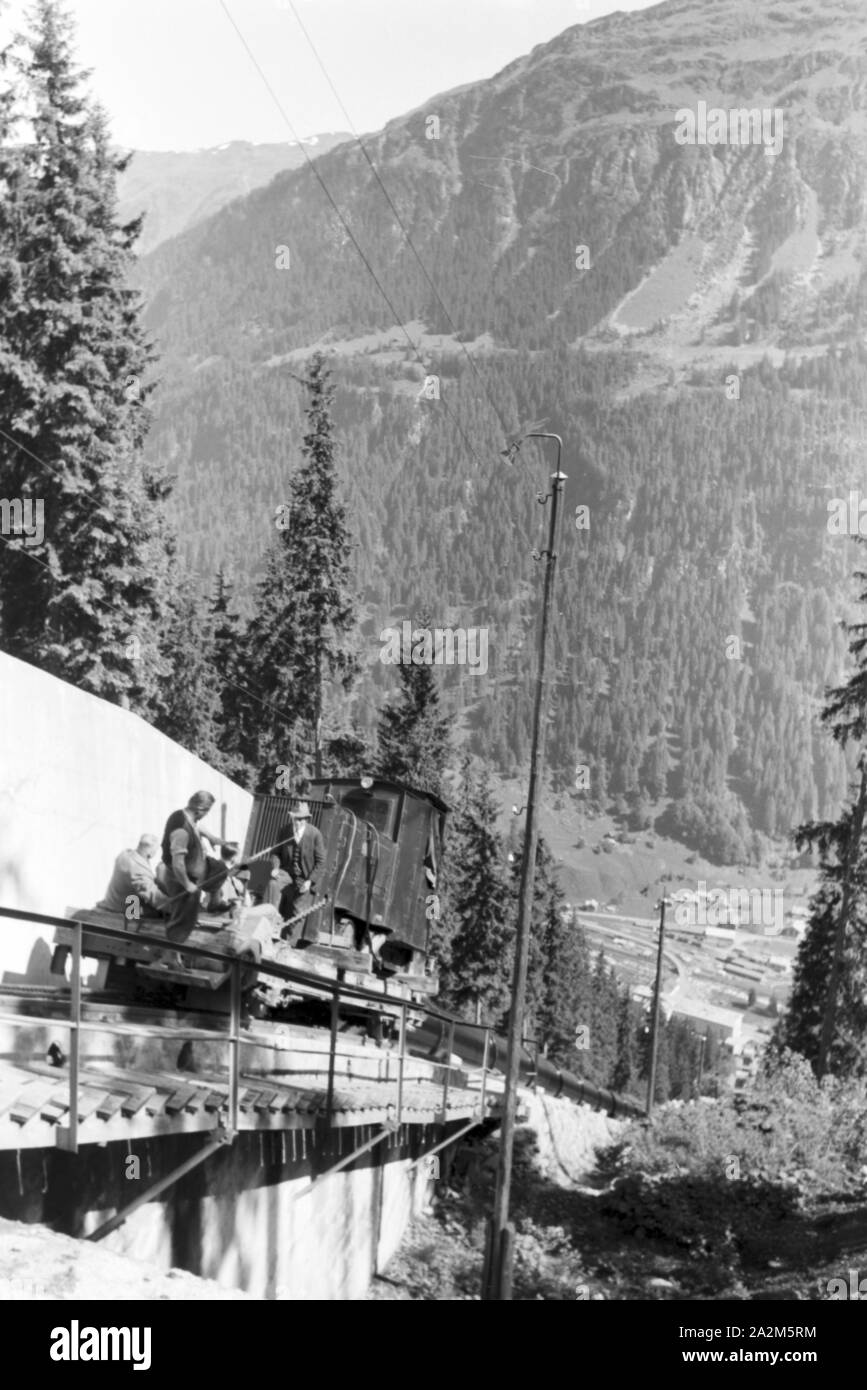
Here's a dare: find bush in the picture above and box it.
[600,1053,867,1262]
[654,796,747,865]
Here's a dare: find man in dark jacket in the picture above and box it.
[274,800,325,930]
[160,791,234,941]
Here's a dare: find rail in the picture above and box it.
[0,904,500,1160]
[0,896,644,1222]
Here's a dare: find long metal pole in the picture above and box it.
[646,892,668,1116]
[67,920,82,1154]
[484,436,566,1301]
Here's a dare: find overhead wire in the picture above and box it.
[281,0,516,448]
[217,0,510,481]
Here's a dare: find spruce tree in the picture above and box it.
[444,768,513,1022]
[612,989,637,1094]
[207,564,249,777]
[150,565,222,766]
[778,566,867,1077]
[232,353,359,787]
[376,610,451,796]
[0,2,172,710]
[518,838,592,1066]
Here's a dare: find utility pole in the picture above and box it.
[483,433,566,1302]
[646,890,669,1116]
[697,1034,707,1095]
[817,757,867,1079]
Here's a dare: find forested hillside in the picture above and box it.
[132,0,867,861]
[116,136,352,256]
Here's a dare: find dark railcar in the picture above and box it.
[242,777,448,984]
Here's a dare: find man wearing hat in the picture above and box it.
[274,799,325,929]
[160,791,236,942]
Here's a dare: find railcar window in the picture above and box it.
[343,791,397,839]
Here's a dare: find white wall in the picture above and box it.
[0,651,253,983]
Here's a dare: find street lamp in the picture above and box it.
[482,432,567,1302]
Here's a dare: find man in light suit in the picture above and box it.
[98,834,168,918]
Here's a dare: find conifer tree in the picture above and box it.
[777,566,867,1077]
[207,564,249,777]
[376,610,451,797]
[232,353,359,786]
[0,1,172,710]
[444,768,513,1022]
[612,990,637,1094]
[538,898,594,1069]
[150,566,222,766]
[211,565,241,674]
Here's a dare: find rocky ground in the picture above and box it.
[0,1216,254,1300]
[367,1095,867,1302]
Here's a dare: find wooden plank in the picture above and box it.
[163,1087,199,1115]
[8,1080,58,1125]
[202,1091,226,1113]
[253,1090,280,1114]
[180,1090,207,1114]
[391,973,439,994]
[75,1089,107,1121]
[138,964,230,990]
[301,944,372,972]
[41,1091,70,1123]
[239,1089,261,1113]
[10,1096,42,1125]
[95,1092,127,1121]
[120,1086,156,1117]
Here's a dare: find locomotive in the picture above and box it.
[51,776,449,1018]
[244,776,447,990]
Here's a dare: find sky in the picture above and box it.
[2,0,658,150]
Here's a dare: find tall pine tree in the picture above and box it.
[376,609,451,796]
[444,767,513,1022]
[232,353,359,787]
[777,565,867,1077]
[533,861,594,1070]
[0,2,172,710]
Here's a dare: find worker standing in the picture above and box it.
[276,800,325,934]
[160,791,234,943]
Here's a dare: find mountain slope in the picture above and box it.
[137,0,867,360]
[132,0,867,858]
[117,136,351,255]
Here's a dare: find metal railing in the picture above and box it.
[0,905,498,1161]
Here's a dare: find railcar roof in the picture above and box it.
[305,775,450,816]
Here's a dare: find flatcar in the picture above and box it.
[51,775,449,1019]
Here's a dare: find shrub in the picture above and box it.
[600,1053,867,1261]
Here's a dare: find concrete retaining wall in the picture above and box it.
[0,1124,441,1300]
[0,651,253,983]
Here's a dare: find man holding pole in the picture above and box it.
[160,791,236,942]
